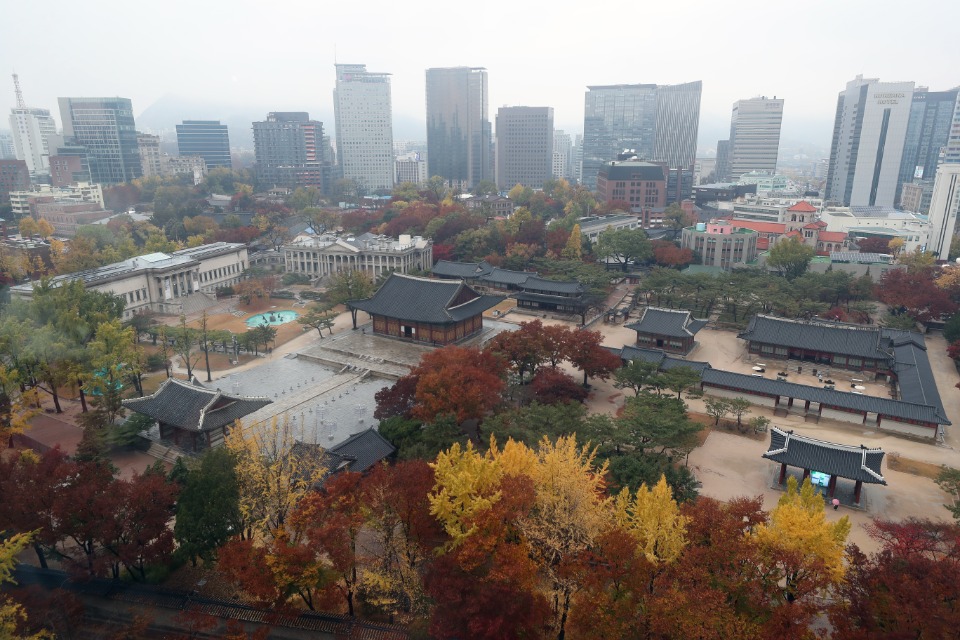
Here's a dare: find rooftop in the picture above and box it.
[626,307,708,338]
[762,428,886,484]
[349,273,503,325]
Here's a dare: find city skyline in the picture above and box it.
[3,0,958,154]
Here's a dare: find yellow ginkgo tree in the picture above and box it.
[753,476,851,604]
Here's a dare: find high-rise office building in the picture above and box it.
[926,164,960,259]
[581,84,657,191]
[425,67,491,189]
[715,140,731,182]
[945,93,960,166]
[825,76,914,207]
[9,107,57,177]
[58,97,142,184]
[553,130,572,180]
[728,96,784,181]
[333,64,394,193]
[176,120,232,169]
[495,106,553,190]
[652,80,702,171]
[137,133,163,178]
[895,88,959,205]
[0,131,15,159]
[581,81,701,191]
[252,112,329,192]
[8,75,57,177]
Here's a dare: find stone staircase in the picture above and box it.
[145,441,188,464]
[179,292,220,316]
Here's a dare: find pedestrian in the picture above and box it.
[831,498,840,510]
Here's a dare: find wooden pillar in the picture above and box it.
[827,475,837,498]
[778,463,788,485]
[854,480,863,505]
[802,468,810,482]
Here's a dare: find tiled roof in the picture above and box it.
[738,315,892,362]
[431,260,493,279]
[762,428,886,484]
[480,268,534,286]
[519,276,585,295]
[626,307,708,338]
[890,339,947,421]
[514,291,587,306]
[788,201,818,213]
[702,369,949,425]
[122,378,272,432]
[830,252,891,264]
[784,230,803,238]
[613,345,712,373]
[348,273,503,324]
[818,231,848,243]
[331,428,397,473]
[802,222,821,230]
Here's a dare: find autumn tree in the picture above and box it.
[410,346,506,425]
[358,461,443,620]
[704,397,732,426]
[753,476,851,605]
[875,268,956,323]
[831,518,960,639]
[530,367,589,405]
[565,328,621,386]
[727,397,752,431]
[0,532,52,640]
[562,224,583,260]
[226,415,331,539]
[485,319,548,384]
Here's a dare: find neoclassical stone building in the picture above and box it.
[282,232,432,281]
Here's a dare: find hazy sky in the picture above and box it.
[3,0,958,153]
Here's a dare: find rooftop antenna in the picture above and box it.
[12,73,25,109]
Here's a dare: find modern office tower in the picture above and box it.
[0,132,15,159]
[175,120,232,169]
[137,133,163,178]
[572,134,583,184]
[9,76,57,177]
[495,106,553,190]
[333,64,394,193]
[652,80,702,171]
[553,130,572,180]
[945,94,960,165]
[824,76,915,207]
[58,97,142,184]
[926,164,960,259]
[395,151,427,185]
[425,67,492,189]
[252,112,329,191]
[727,96,784,181]
[895,88,959,205]
[581,81,701,191]
[581,84,657,191]
[715,140,731,182]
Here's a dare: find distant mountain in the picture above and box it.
[135,94,426,148]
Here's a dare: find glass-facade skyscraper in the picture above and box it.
[425,67,491,190]
[58,97,141,184]
[581,81,701,191]
[176,120,232,169]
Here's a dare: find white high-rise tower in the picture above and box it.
[728,96,784,181]
[927,164,960,259]
[825,75,915,207]
[8,74,57,177]
[333,64,394,193]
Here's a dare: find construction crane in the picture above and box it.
[12,73,25,109]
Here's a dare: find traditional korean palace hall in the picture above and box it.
[122,377,272,452]
[431,260,587,317]
[702,315,950,439]
[762,428,886,507]
[347,273,503,345]
[625,307,708,354]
